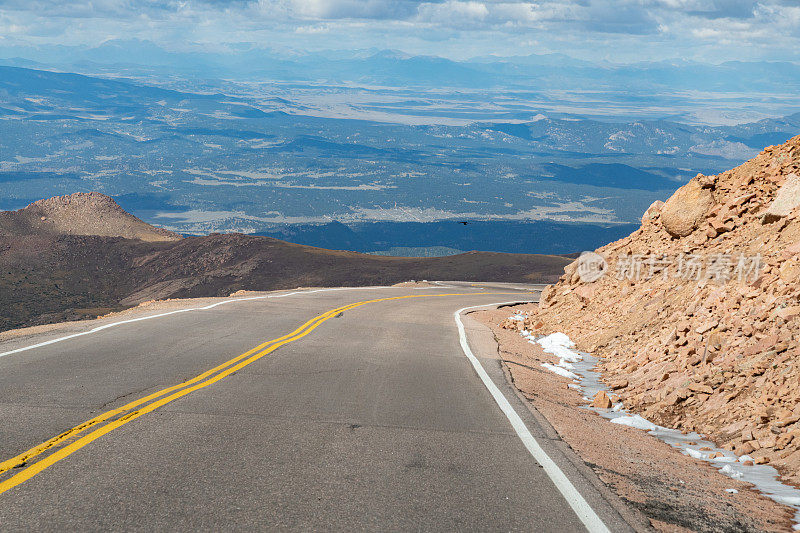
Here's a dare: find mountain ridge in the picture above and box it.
[0,194,571,332]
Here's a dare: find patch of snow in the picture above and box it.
[536,333,583,363]
[541,363,579,380]
[726,489,738,494]
[610,415,658,431]
[780,495,800,506]
[685,448,706,459]
[516,325,800,529]
[721,465,744,479]
[558,358,575,370]
[537,332,575,349]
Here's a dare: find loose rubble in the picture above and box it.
[502,136,800,506]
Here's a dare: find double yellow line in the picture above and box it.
[0,291,518,495]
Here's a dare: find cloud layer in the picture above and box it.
[1,0,798,63]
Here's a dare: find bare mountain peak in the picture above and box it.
[31,191,127,213]
[3,192,181,242]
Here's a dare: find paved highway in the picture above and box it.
[0,283,639,531]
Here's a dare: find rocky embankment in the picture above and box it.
[504,135,800,487]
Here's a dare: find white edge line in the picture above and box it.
[454,302,611,533]
[0,285,448,360]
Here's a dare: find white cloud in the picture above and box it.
[416,1,489,24]
[0,0,798,63]
[284,0,420,20]
[294,23,330,33]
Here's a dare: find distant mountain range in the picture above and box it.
[0,62,797,255]
[3,40,800,96]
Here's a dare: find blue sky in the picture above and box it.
[0,0,799,63]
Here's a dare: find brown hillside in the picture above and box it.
[511,134,800,487]
[0,192,181,242]
[0,197,570,332]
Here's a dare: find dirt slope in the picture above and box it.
[514,135,800,487]
[0,192,181,242]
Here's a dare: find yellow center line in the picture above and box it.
[0,303,348,477]
[0,291,529,495]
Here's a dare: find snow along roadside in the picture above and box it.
[506,311,800,531]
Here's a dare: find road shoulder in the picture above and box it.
[460,311,651,532]
[468,306,795,532]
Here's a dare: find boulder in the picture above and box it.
[661,179,716,237]
[697,173,716,189]
[762,173,800,223]
[727,193,755,209]
[591,391,613,409]
[709,218,734,233]
[688,383,714,395]
[777,306,800,320]
[641,200,665,224]
[539,285,555,309]
[562,260,581,284]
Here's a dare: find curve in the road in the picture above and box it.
[0,292,518,496]
[0,286,445,360]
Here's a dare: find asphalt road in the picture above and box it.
[0,282,639,531]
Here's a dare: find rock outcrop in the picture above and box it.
[505,134,800,487]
